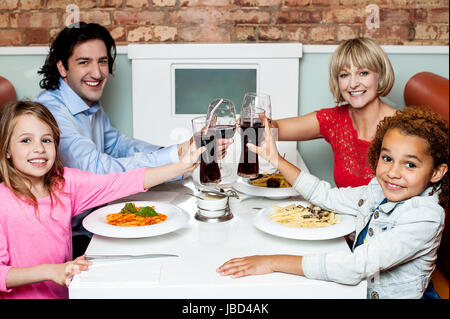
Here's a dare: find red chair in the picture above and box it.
[404,72,449,299]
[0,75,17,109]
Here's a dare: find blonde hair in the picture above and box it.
[329,37,395,104]
[0,101,65,214]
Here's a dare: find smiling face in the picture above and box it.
[7,114,56,187]
[376,128,445,202]
[338,61,380,110]
[56,39,109,106]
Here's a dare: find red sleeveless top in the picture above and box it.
[316,105,374,188]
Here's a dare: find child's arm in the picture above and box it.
[217,255,304,278]
[5,256,91,289]
[246,118,301,186]
[69,141,205,216]
[248,118,362,216]
[143,140,204,189]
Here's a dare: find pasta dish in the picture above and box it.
[270,203,339,228]
[250,173,291,188]
[106,202,167,227]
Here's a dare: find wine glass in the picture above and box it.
[192,115,221,186]
[241,92,275,174]
[237,106,265,178]
[242,92,272,121]
[206,98,237,178]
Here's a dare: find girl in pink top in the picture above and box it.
[0,101,203,299]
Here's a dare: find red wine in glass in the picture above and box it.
[194,131,221,185]
[237,120,264,178]
[215,124,236,140]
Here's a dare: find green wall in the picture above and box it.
[1,50,448,185]
[0,54,134,137]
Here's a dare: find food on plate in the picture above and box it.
[106,202,167,227]
[270,203,339,228]
[249,173,291,188]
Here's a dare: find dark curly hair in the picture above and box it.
[368,106,449,207]
[38,22,116,90]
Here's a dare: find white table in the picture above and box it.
[69,153,367,299]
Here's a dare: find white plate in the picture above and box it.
[232,177,299,199]
[253,201,356,240]
[82,201,189,238]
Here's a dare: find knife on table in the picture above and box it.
[85,253,179,261]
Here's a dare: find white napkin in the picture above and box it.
[74,260,161,287]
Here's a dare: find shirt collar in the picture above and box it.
[378,199,398,214]
[419,185,439,200]
[376,183,438,214]
[58,77,101,115]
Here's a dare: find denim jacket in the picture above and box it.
[295,171,444,299]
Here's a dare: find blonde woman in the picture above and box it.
[272,37,396,188]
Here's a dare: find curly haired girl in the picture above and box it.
[218,106,448,299]
[368,106,448,208]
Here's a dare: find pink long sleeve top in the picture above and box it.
[0,167,147,299]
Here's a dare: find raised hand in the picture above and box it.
[178,137,205,172]
[246,117,280,168]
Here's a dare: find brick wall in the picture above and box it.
[0,0,448,46]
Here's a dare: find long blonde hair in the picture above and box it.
[329,37,395,104]
[0,101,65,213]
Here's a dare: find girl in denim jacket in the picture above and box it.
[218,106,448,299]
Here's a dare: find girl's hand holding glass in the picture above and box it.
[245,117,280,168]
[178,138,205,172]
[245,117,302,186]
[178,135,231,162]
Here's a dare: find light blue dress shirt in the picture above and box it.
[36,78,181,236]
[36,78,180,174]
